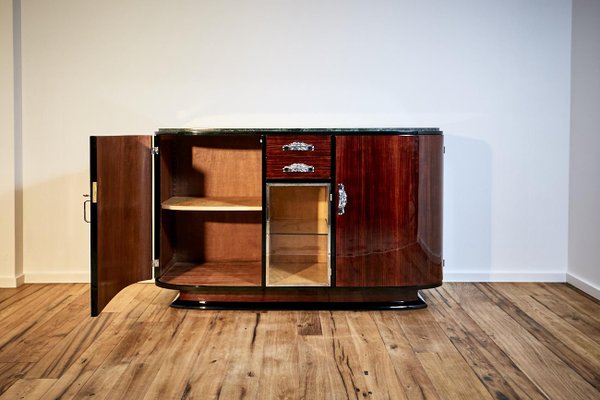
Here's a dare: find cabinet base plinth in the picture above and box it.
[171,288,427,310]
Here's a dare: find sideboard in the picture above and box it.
[88,128,443,316]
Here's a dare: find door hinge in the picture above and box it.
[443,259,446,267]
[151,146,159,155]
[152,259,159,275]
[443,146,446,154]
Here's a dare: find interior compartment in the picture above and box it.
[266,184,331,287]
[158,135,262,286]
[268,185,329,234]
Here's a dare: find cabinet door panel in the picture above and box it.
[91,136,153,316]
[335,135,442,287]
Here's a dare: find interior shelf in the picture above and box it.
[159,261,261,287]
[162,196,262,211]
[267,262,329,287]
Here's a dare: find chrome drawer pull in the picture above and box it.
[282,163,315,173]
[282,142,314,151]
[338,184,347,215]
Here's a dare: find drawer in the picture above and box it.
[266,135,331,179]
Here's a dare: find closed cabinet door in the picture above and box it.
[335,135,443,287]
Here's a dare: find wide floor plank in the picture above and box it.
[345,312,409,399]
[182,312,247,400]
[417,352,494,400]
[256,311,301,400]
[372,312,441,400]
[217,312,266,399]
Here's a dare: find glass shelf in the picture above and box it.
[269,218,329,235]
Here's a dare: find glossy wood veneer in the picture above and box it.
[335,135,443,287]
[92,136,153,316]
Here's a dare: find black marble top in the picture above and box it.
[156,127,441,136]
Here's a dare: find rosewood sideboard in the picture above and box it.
[88,128,443,316]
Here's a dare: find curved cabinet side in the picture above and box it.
[417,135,443,285]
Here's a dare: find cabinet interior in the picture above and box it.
[158,135,262,286]
[266,184,331,287]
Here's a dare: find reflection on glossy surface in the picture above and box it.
[336,135,443,287]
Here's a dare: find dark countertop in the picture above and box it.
[156,127,441,136]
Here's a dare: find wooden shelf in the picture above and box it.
[159,261,261,287]
[162,196,262,211]
[267,262,329,287]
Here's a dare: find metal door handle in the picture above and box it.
[338,184,347,215]
[83,195,91,223]
[282,142,314,151]
[282,163,315,173]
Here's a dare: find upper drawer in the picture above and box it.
[266,135,331,179]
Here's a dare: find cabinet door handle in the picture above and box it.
[83,195,91,223]
[338,183,347,215]
[282,163,315,173]
[282,142,314,151]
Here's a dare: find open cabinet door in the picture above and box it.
[90,136,153,316]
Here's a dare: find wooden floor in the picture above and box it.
[0,283,599,399]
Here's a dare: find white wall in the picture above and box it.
[17,0,572,283]
[568,0,600,298]
[0,0,21,287]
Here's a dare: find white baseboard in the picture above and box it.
[24,271,90,283]
[2,272,150,285]
[443,272,567,282]
[0,273,25,288]
[566,273,600,300]
[11,271,592,297]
